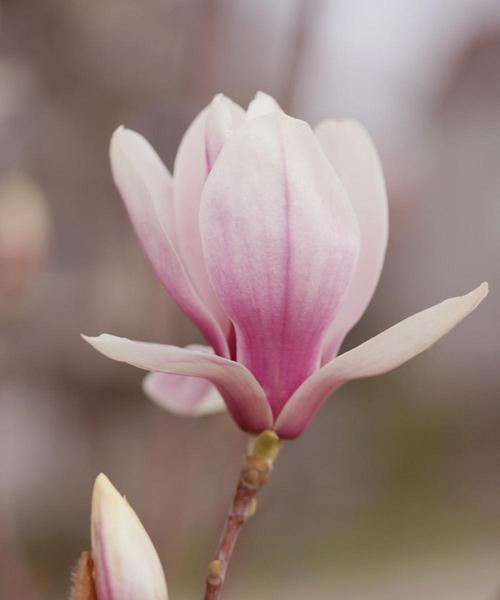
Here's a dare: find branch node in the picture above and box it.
[206,559,223,586]
[203,431,281,599]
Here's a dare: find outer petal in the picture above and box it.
[91,473,168,600]
[275,283,488,439]
[110,127,228,357]
[83,334,272,433]
[144,373,225,416]
[200,111,360,417]
[315,120,389,362]
[143,345,225,417]
[245,91,281,119]
[173,97,244,333]
[205,94,246,168]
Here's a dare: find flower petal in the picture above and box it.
[245,91,281,119]
[315,120,389,362]
[275,283,488,438]
[83,334,272,432]
[91,473,168,600]
[143,345,225,417]
[144,372,225,416]
[200,112,360,417]
[110,127,228,357]
[172,97,244,336]
[205,94,245,168]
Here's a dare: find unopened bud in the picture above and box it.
[91,473,168,600]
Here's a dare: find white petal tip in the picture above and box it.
[110,127,152,161]
[246,91,281,119]
[93,472,112,491]
[475,281,489,302]
[81,333,103,347]
[81,333,120,359]
[110,126,141,148]
[463,281,488,313]
[253,90,275,102]
[110,125,128,145]
[92,472,125,516]
[211,92,226,104]
[93,472,115,499]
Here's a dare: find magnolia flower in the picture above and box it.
[84,92,487,439]
[81,473,168,600]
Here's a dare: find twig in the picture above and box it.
[203,431,281,600]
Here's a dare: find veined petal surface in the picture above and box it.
[275,283,488,438]
[316,120,389,362]
[200,112,360,417]
[83,334,272,432]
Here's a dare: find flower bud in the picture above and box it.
[90,473,168,600]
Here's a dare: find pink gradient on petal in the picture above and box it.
[172,108,208,280]
[83,334,272,433]
[143,344,225,416]
[275,283,488,438]
[144,372,225,416]
[172,97,243,337]
[93,510,114,600]
[98,96,489,442]
[200,112,360,418]
[110,127,228,357]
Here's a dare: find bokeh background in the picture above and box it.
[0,1,499,598]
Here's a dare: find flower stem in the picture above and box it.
[203,431,281,600]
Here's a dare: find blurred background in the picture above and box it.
[0,0,499,598]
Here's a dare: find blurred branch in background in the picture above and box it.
[0,174,50,318]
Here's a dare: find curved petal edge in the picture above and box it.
[315,119,389,362]
[110,126,229,357]
[275,282,488,439]
[82,334,272,433]
[200,111,360,417]
[143,371,226,417]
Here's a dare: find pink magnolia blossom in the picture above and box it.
[84,92,487,439]
[90,473,168,600]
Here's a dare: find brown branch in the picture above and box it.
[203,431,281,600]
